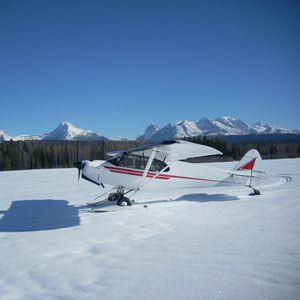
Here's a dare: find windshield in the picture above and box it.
[108,153,169,172]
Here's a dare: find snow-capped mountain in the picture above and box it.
[0,122,107,142]
[150,121,203,142]
[252,122,293,134]
[136,123,160,141]
[0,130,42,142]
[214,116,257,134]
[110,137,129,141]
[0,117,298,143]
[43,121,107,141]
[0,130,13,142]
[14,134,43,141]
[144,116,295,142]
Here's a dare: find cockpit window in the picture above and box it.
[108,153,169,172]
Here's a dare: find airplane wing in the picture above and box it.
[107,140,222,163]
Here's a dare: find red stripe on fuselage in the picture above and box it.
[167,174,219,182]
[104,166,220,182]
[104,166,169,179]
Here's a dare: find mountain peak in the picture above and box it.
[221,116,236,121]
[216,116,236,125]
[0,129,13,142]
[59,121,74,127]
[146,123,159,129]
[43,121,106,141]
[136,123,160,141]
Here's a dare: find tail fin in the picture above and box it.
[218,149,264,191]
[234,149,263,174]
[221,149,264,190]
[232,149,264,192]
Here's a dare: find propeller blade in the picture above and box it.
[78,167,81,181]
[73,161,82,169]
[74,161,83,181]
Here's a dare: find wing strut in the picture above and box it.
[139,159,177,189]
[137,148,157,189]
[128,156,179,200]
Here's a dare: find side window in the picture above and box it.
[108,156,122,166]
[109,154,149,170]
[119,156,134,168]
[149,158,170,172]
[109,154,169,172]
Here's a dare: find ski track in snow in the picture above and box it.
[0,159,300,300]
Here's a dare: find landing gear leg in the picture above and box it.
[107,187,133,206]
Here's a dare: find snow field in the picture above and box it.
[0,159,299,299]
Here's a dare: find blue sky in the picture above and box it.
[0,0,299,138]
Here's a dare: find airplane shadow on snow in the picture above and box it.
[0,195,240,232]
[175,193,239,202]
[141,193,239,205]
[0,199,80,232]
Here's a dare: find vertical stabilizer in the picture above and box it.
[233,149,264,194]
[234,149,263,174]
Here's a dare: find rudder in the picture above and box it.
[234,149,263,174]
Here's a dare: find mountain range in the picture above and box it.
[137,116,298,142]
[0,117,298,143]
[0,122,107,142]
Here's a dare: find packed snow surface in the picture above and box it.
[0,159,300,299]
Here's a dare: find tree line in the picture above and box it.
[187,136,300,160]
[0,140,140,171]
[0,138,300,171]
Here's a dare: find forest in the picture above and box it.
[0,137,300,171]
[0,140,139,171]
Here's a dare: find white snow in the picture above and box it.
[0,158,300,299]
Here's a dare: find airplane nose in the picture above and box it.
[74,161,87,169]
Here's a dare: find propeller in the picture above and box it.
[74,161,83,181]
[74,142,83,181]
[73,143,105,186]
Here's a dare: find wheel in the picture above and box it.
[117,197,132,207]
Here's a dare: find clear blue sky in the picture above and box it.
[0,0,299,138]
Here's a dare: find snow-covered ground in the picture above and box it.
[0,159,299,300]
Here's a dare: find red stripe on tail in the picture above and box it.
[237,157,256,171]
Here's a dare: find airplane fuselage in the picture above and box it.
[81,160,245,190]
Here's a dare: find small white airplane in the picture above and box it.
[74,140,264,206]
